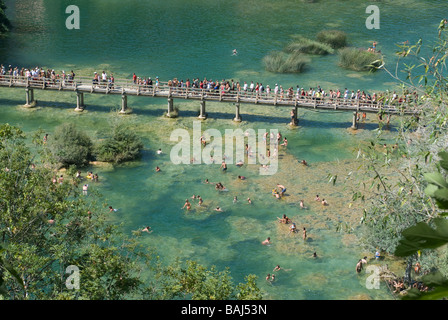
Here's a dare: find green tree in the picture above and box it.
[94,123,144,164]
[49,123,94,168]
[159,259,262,300]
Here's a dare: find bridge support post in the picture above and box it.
[233,103,242,122]
[290,106,298,126]
[198,100,207,120]
[119,94,131,114]
[24,88,36,107]
[351,111,358,130]
[75,91,85,112]
[166,97,175,118]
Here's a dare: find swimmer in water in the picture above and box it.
[142,226,152,233]
[220,161,227,172]
[277,184,286,197]
[182,199,191,211]
[300,200,305,209]
[247,198,252,204]
[233,196,238,203]
[109,206,117,212]
[156,166,161,172]
[215,206,223,212]
[262,237,271,245]
[238,175,246,180]
[232,49,238,55]
[273,265,281,272]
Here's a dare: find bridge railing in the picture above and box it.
[0,74,420,113]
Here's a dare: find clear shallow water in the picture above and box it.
[0,0,444,300]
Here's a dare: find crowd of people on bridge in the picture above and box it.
[1,63,420,107]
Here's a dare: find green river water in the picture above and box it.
[0,0,445,300]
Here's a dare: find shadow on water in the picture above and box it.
[0,97,396,132]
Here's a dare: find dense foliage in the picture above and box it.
[49,123,94,168]
[94,124,144,164]
[338,47,381,72]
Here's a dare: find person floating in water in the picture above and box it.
[262,237,271,245]
[232,49,238,56]
[142,226,152,233]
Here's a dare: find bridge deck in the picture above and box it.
[0,75,420,115]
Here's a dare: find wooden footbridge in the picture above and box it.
[0,75,420,129]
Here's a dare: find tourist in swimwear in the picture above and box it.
[266,274,270,281]
[262,237,271,245]
[238,175,246,180]
[271,274,275,281]
[300,200,305,209]
[142,226,152,233]
[220,161,227,172]
[302,227,307,240]
[356,259,363,273]
[82,184,88,195]
[315,195,320,201]
[247,198,252,204]
[233,196,238,203]
[156,166,161,172]
[289,223,296,234]
[182,199,191,211]
[273,265,281,272]
[215,206,223,212]
[157,148,162,154]
[277,184,286,197]
[301,160,308,166]
[321,199,328,206]
[109,206,117,212]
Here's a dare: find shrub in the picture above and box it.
[285,36,334,55]
[338,47,382,72]
[263,51,309,73]
[49,123,93,168]
[316,30,347,49]
[94,124,144,163]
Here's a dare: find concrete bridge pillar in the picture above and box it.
[233,103,242,122]
[75,91,85,112]
[198,100,207,120]
[351,111,358,130]
[166,97,175,118]
[290,106,298,126]
[119,94,130,114]
[24,88,35,107]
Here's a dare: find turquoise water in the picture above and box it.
[0,0,444,300]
